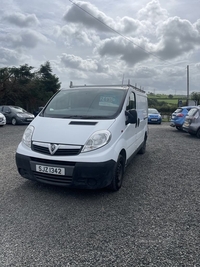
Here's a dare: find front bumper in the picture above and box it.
[16,153,116,189]
[148,118,161,124]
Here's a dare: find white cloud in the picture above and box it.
[156,17,200,60]
[116,16,146,35]
[133,66,160,78]
[3,12,39,27]
[195,63,200,70]
[137,0,169,23]
[60,53,109,73]
[0,47,30,66]
[5,29,48,49]
[60,25,100,46]
[95,36,152,65]
[63,1,116,32]
[0,0,200,94]
[194,19,200,33]
[64,1,150,36]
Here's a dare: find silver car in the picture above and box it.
[183,106,200,138]
[0,105,35,125]
[0,112,6,126]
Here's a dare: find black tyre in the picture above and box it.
[11,118,17,125]
[109,154,125,192]
[196,128,200,139]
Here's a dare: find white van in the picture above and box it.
[15,82,148,191]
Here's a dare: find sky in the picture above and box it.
[1,0,200,95]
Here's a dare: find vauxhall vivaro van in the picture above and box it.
[15,82,148,191]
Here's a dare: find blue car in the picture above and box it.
[148,108,162,124]
[170,106,197,130]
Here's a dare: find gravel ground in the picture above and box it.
[0,123,199,267]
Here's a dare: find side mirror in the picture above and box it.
[125,109,137,125]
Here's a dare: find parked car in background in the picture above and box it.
[0,105,35,125]
[148,108,162,124]
[182,106,200,138]
[33,106,44,117]
[0,112,6,126]
[170,106,196,130]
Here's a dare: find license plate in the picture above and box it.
[151,119,157,121]
[36,165,65,175]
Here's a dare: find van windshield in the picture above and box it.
[42,88,127,119]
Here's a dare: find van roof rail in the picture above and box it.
[69,81,146,93]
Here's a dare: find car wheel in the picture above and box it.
[11,118,17,125]
[109,154,125,192]
[196,128,200,139]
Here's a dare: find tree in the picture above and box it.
[0,61,61,111]
[168,94,173,99]
[37,61,61,94]
[191,92,200,105]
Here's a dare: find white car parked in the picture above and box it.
[0,112,6,126]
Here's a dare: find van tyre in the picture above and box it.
[196,128,200,139]
[11,118,17,125]
[109,155,125,192]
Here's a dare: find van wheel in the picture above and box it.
[109,155,125,192]
[138,136,147,154]
[196,129,200,139]
[11,118,17,125]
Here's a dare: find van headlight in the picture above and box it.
[82,130,111,152]
[22,125,34,148]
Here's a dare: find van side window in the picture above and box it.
[126,92,136,110]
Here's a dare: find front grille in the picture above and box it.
[32,142,82,156]
[33,171,73,186]
[30,157,75,166]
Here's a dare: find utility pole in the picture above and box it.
[187,65,189,105]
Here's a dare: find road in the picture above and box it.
[0,123,199,267]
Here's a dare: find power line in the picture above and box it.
[68,0,170,64]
